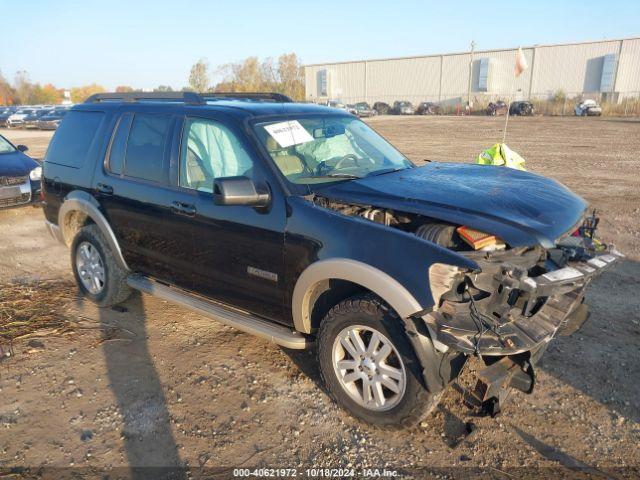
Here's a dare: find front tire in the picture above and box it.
[71,224,132,307]
[318,294,441,429]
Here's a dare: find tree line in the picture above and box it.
[0,52,304,105]
[188,53,305,101]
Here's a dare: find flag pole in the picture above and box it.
[502,86,513,143]
[504,47,528,144]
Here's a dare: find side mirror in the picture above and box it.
[17,145,29,152]
[213,176,270,208]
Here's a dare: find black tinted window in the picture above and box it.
[45,111,104,168]
[107,113,133,175]
[123,114,171,183]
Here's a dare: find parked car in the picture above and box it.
[36,109,69,130]
[416,102,441,115]
[574,99,602,116]
[346,104,358,115]
[509,101,534,116]
[372,102,390,115]
[326,100,349,111]
[0,110,13,127]
[486,100,509,116]
[391,101,415,115]
[23,109,54,129]
[43,91,620,428]
[353,102,376,118]
[6,108,36,128]
[0,134,41,209]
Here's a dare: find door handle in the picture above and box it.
[97,183,113,195]
[171,201,196,217]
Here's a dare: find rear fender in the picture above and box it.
[58,190,129,271]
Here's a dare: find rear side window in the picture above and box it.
[45,111,104,168]
[123,114,171,183]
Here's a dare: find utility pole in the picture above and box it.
[467,40,476,111]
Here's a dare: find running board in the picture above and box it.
[126,274,309,349]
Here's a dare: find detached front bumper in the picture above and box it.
[422,249,623,357]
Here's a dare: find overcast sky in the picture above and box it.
[2,0,639,90]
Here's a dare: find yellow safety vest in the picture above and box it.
[476,143,526,171]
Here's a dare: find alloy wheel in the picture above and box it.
[75,241,105,294]
[332,325,407,411]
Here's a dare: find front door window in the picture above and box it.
[179,117,254,192]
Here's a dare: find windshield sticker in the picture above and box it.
[264,120,314,148]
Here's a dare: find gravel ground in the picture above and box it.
[0,117,638,479]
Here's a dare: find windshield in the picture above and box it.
[0,136,16,154]
[254,116,413,184]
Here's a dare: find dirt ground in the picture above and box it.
[0,117,639,479]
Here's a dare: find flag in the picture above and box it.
[514,47,528,77]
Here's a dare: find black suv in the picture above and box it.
[42,92,620,428]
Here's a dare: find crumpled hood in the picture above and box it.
[0,151,38,177]
[317,162,588,248]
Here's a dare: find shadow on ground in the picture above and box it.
[97,293,186,479]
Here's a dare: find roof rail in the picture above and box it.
[83,91,294,105]
[202,92,293,103]
[84,92,205,105]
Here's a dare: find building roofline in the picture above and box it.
[303,35,640,67]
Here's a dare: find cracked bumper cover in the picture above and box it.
[422,251,623,356]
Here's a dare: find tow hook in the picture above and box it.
[463,356,535,417]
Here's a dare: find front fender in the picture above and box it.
[286,197,478,333]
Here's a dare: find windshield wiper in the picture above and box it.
[365,167,407,177]
[297,173,362,180]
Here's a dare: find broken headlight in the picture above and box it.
[428,263,468,309]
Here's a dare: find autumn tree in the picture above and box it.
[209,53,305,101]
[0,70,16,105]
[30,84,63,104]
[70,84,106,103]
[277,53,304,101]
[14,71,33,104]
[189,59,209,92]
[115,85,134,93]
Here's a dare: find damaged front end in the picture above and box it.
[425,246,621,356]
[422,219,622,414]
[312,196,622,414]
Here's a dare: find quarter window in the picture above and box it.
[107,113,133,175]
[179,117,254,192]
[45,111,104,168]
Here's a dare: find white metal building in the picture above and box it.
[304,37,640,106]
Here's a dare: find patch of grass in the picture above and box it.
[0,279,78,342]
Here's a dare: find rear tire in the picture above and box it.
[71,224,132,307]
[317,294,441,429]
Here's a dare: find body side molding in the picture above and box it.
[57,191,129,271]
[292,258,423,334]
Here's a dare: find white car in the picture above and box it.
[326,100,349,112]
[574,99,602,116]
[7,108,36,128]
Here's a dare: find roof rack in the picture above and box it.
[84,92,204,105]
[84,91,293,105]
[202,92,293,103]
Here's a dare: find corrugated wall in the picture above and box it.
[530,40,620,95]
[616,38,640,93]
[367,56,441,103]
[305,37,640,103]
